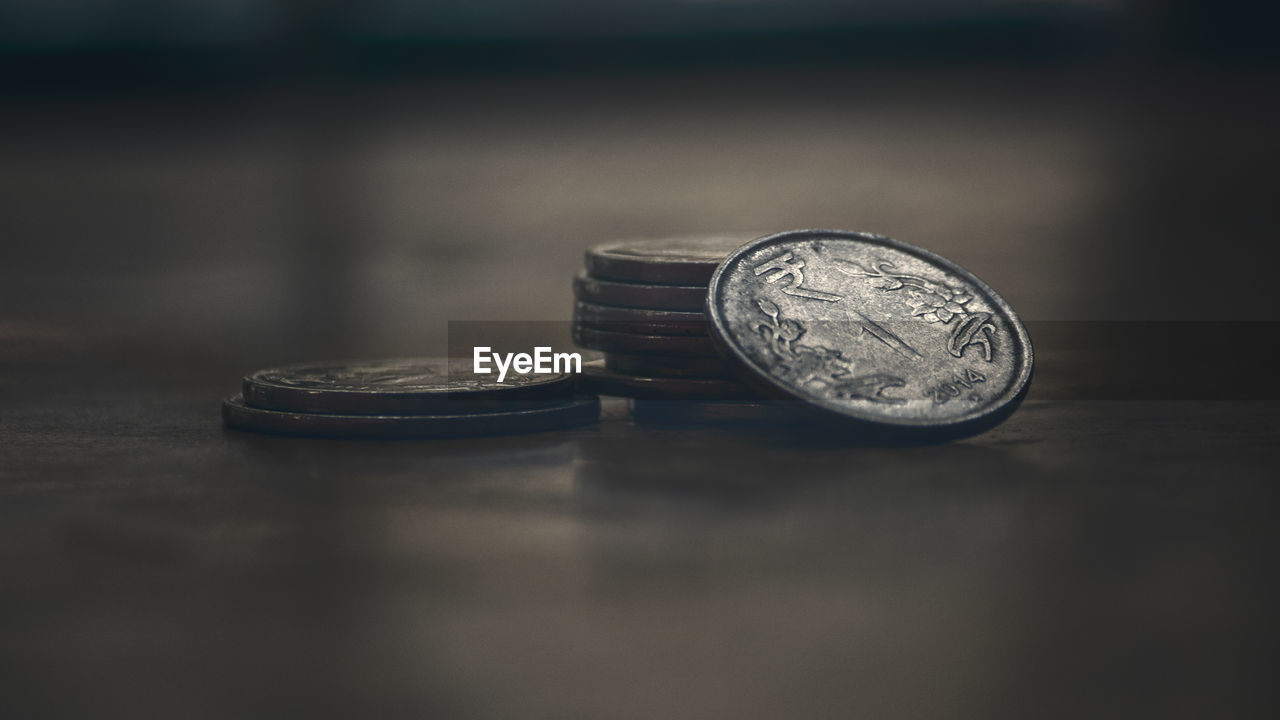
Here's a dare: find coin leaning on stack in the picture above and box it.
[704,229,1033,441]
[222,230,1033,441]
[222,358,599,437]
[574,229,1034,438]
[571,234,772,413]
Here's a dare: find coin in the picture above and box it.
[222,394,600,438]
[604,353,735,378]
[628,399,805,425]
[576,360,758,400]
[573,273,706,311]
[574,302,708,337]
[242,357,575,415]
[584,234,752,285]
[706,229,1033,440]
[573,325,720,357]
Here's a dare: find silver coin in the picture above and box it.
[604,353,735,378]
[706,229,1032,440]
[584,233,753,285]
[573,325,720,357]
[576,359,758,400]
[574,302,708,337]
[242,357,575,415]
[573,273,706,311]
[222,394,600,438]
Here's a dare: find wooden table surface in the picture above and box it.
[2,65,1277,719]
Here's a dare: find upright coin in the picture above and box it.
[242,357,576,415]
[706,229,1033,440]
[573,274,706,311]
[223,394,600,438]
[574,302,708,337]
[585,234,753,285]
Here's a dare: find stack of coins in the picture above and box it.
[222,230,1034,441]
[575,229,1034,438]
[571,234,766,408]
[222,358,599,437]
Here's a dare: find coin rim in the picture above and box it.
[573,301,708,336]
[573,273,708,311]
[573,324,721,357]
[222,394,600,437]
[243,358,576,415]
[576,359,758,400]
[603,352,734,378]
[705,229,1034,434]
[585,235,751,285]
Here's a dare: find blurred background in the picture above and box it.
[3,3,1280,719]
[2,0,1277,364]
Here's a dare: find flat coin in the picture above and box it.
[628,399,805,425]
[222,394,600,438]
[576,359,758,400]
[706,229,1033,440]
[242,357,575,415]
[585,233,753,285]
[605,353,735,378]
[573,325,720,357]
[573,273,706,311]
[574,302,708,337]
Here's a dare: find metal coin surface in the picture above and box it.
[222,394,600,438]
[576,360,758,400]
[573,325,720,357]
[574,302,708,337]
[573,273,706,311]
[706,229,1033,439]
[585,233,753,285]
[243,357,575,415]
[604,353,735,378]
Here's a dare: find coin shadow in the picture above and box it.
[572,418,1037,513]
[622,410,1004,450]
[220,424,587,489]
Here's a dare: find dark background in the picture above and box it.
[2,2,1278,718]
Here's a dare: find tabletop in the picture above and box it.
[2,63,1278,719]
